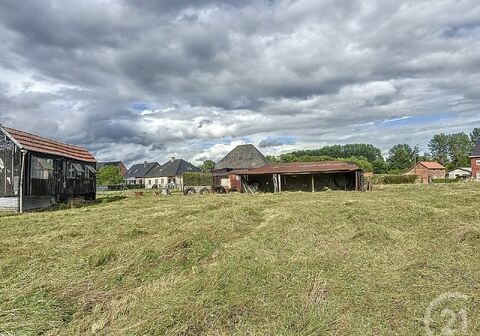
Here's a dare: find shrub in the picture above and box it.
[183,172,213,186]
[431,178,460,184]
[371,174,418,184]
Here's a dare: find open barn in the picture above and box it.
[234,161,363,193]
[0,126,96,212]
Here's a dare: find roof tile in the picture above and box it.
[3,126,96,162]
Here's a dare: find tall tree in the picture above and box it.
[97,166,123,186]
[448,133,472,168]
[470,128,480,143]
[387,144,418,172]
[428,133,450,165]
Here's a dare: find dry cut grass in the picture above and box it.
[1,183,480,335]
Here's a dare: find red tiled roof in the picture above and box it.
[419,161,445,170]
[232,161,360,175]
[2,127,96,163]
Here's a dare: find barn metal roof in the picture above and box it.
[2,126,96,163]
[233,161,360,175]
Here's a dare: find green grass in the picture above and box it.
[1,184,480,335]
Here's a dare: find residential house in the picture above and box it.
[97,161,127,176]
[471,138,480,179]
[124,161,159,185]
[403,161,446,184]
[144,157,200,189]
[447,167,471,179]
[0,126,96,212]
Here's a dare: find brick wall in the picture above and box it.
[472,157,480,179]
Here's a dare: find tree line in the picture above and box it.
[265,128,480,174]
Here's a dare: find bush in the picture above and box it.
[183,172,213,186]
[431,178,460,184]
[371,174,418,184]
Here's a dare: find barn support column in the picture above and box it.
[19,149,26,213]
[278,174,282,192]
[311,174,315,192]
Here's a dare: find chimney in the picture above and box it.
[144,161,148,167]
[171,157,175,162]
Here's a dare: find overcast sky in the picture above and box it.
[0,0,479,165]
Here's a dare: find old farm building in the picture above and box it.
[236,161,363,192]
[403,161,446,184]
[213,144,269,192]
[212,145,363,193]
[471,138,480,179]
[0,126,96,212]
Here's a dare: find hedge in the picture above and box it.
[431,178,460,184]
[183,172,213,186]
[371,174,418,184]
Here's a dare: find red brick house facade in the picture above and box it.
[403,161,446,184]
[471,139,480,179]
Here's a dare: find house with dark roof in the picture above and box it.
[98,161,127,176]
[403,161,446,184]
[124,161,159,185]
[471,138,480,179]
[0,125,96,212]
[144,157,200,189]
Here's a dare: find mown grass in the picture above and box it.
[1,183,480,335]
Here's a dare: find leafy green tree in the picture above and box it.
[265,155,280,163]
[372,158,388,174]
[428,133,450,165]
[470,128,480,143]
[284,144,383,163]
[199,160,215,173]
[448,133,472,168]
[97,166,123,186]
[387,144,418,172]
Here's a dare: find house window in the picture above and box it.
[161,179,164,184]
[31,157,53,180]
[172,178,176,184]
[155,179,158,184]
[476,160,480,165]
[148,179,152,185]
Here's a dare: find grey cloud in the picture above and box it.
[0,0,479,164]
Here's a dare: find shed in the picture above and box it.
[234,161,363,192]
[447,167,471,179]
[0,126,96,212]
[403,161,446,184]
[471,138,480,179]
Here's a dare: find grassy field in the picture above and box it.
[1,184,480,335]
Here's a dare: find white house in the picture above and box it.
[144,157,200,189]
[447,167,472,179]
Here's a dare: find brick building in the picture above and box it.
[403,161,446,184]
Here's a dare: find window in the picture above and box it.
[31,157,53,180]
[155,179,158,184]
[148,179,152,185]
[476,160,480,166]
[161,179,164,184]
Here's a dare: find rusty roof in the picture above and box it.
[232,161,360,175]
[418,161,445,170]
[2,126,96,162]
